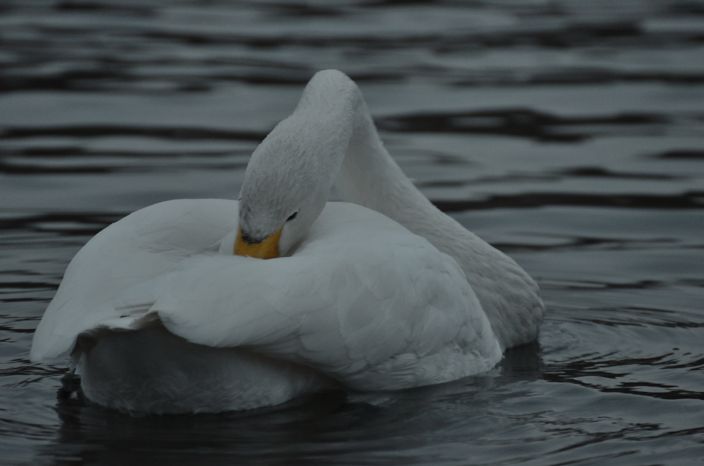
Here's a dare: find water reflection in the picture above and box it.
[45,346,541,465]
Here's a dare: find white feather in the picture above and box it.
[31,70,542,414]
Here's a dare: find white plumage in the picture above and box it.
[31,70,543,414]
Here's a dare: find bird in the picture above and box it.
[30,69,544,414]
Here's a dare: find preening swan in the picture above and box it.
[30,70,543,414]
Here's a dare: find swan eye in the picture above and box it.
[286,211,298,222]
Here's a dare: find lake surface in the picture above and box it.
[1,0,703,464]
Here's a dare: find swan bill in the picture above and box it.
[234,227,282,259]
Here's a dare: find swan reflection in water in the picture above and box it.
[48,343,543,465]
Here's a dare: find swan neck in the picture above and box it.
[296,79,431,227]
[297,71,544,351]
[336,96,441,230]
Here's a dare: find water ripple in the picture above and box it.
[1,0,703,465]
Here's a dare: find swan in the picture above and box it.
[30,70,543,414]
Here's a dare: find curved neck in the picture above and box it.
[295,72,454,247]
[293,71,542,350]
[297,71,467,252]
[296,71,491,260]
[332,92,456,245]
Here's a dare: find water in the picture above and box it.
[1,0,703,464]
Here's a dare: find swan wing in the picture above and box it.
[144,204,500,389]
[31,201,501,390]
[30,199,236,362]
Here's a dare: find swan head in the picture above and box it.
[234,70,360,259]
[235,117,348,259]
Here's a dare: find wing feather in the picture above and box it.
[31,201,502,389]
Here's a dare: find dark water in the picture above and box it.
[1,0,704,464]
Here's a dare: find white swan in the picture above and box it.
[30,70,543,414]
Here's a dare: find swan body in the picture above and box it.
[31,70,543,414]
